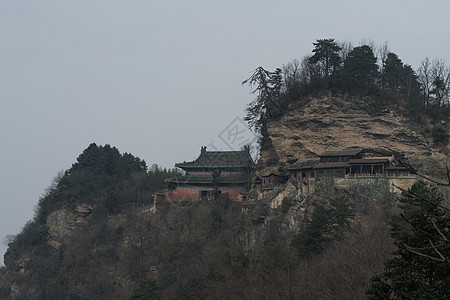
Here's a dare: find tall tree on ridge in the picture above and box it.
[309,38,342,87]
[383,52,404,91]
[243,66,283,140]
[343,45,378,89]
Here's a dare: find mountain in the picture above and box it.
[258,92,449,176]
[0,94,449,299]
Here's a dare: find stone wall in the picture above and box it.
[281,175,418,202]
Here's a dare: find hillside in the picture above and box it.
[258,92,449,177]
[0,93,449,299]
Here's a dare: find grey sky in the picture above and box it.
[1,0,449,264]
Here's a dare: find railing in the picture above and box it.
[345,174,416,178]
[308,173,417,181]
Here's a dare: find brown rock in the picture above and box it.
[258,94,449,177]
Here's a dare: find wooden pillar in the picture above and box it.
[371,164,373,175]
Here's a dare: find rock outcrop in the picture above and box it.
[258,94,449,177]
[46,203,93,248]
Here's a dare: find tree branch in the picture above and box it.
[429,239,447,262]
[431,218,449,242]
[399,213,441,241]
[393,183,450,213]
[402,243,446,262]
[398,160,450,186]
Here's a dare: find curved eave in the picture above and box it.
[175,164,253,169]
[166,175,249,185]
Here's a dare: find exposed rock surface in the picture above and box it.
[1,94,448,299]
[46,203,93,243]
[258,94,449,177]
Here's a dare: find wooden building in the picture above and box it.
[287,159,317,180]
[319,148,363,162]
[256,172,289,190]
[162,146,255,201]
[314,162,349,179]
[348,158,390,176]
[288,148,412,180]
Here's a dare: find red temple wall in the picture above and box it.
[166,190,200,200]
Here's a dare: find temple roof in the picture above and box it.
[167,174,249,185]
[313,162,350,169]
[175,146,255,169]
[287,159,319,170]
[319,148,363,157]
[259,172,289,178]
[348,158,390,164]
[385,166,410,170]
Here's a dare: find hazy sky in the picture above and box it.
[1,0,449,264]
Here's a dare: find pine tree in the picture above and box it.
[292,196,354,257]
[343,45,378,89]
[382,52,404,91]
[242,67,283,139]
[367,181,450,299]
[309,38,342,86]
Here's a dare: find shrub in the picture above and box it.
[281,197,295,214]
[0,279,11,298]
[131,279,161,299]
[432,126,449,144]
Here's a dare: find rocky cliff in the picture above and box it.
[1,94,448,299]
[258,93,449,177]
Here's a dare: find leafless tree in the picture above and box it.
[299,55,321,85]
[282,59,302,99]
[417,57,433,106]
[377,41,390,67]
[377,41,390,89]
[338,40,353,61]
[418,57,450,107]
[430,58,450,107]
[358,38,376,52]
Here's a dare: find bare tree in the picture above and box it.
[299,55,321,86]
[358,38,376,51]
[430,58,450,107]
[282,59,302,100]
[338,40,353,61]
[377,41,390,67]
[377,41,390,89]
[417,57,433,106]
[418,57,450,107]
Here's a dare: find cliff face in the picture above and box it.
[1,94,448,299]
[258,93,449,176]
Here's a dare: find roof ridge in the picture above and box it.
[203,150,246,154]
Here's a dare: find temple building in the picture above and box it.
[162,146,255,201]
[289,148,413,180]
[255,172,289,190]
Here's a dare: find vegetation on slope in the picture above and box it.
[1,149,448,299]
[1,143,180,299]
[1,38,449,299]
[0,143,399,299]
[243,38,450,148]
[367,181,450,299]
